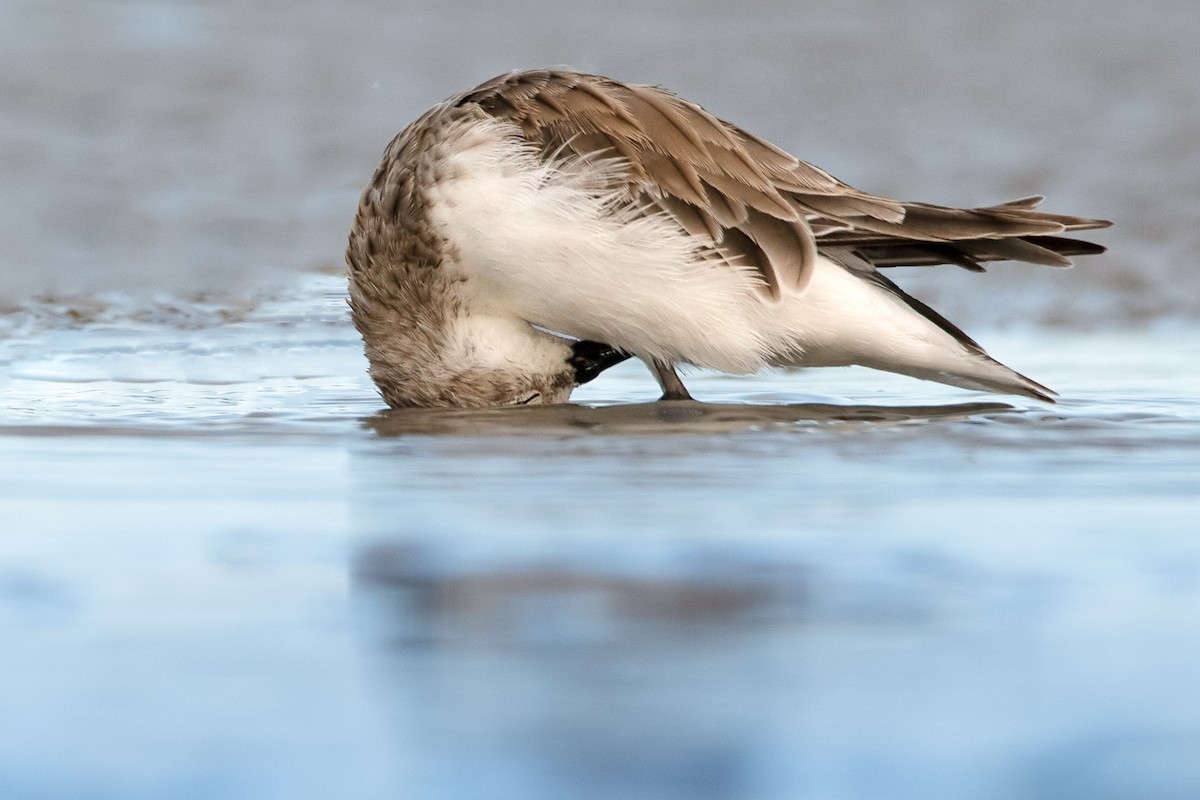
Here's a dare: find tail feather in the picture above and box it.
[785,256,1059,402]
[860,279,1057,402]
[896,357,1057,403]
[813,195,1111,272]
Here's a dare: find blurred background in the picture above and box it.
[2,2,1199,799]
[2,0,1196,323]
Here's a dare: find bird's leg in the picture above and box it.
[650,359,693,401]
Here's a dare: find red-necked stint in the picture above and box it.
[347,69,1109,408]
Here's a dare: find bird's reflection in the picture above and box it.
[364,400,1014,437]
[353,543,809,800]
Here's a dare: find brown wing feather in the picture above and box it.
[453,69,1111,292]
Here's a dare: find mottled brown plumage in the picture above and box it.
[347,107,577,407]
[452,69,1109,298]
[346,69,1110,408]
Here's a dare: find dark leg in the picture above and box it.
[650,359,693,401]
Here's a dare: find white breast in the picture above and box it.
[424,116,774,373]
[423,115,997,387]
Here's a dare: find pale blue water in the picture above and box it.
[4,1,1200,798]
[2,276,1198,800]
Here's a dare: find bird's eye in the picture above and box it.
[514,392,541,405]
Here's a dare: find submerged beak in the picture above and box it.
[569,340,631,385]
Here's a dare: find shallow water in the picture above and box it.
[5,0,1200,797]
[3,276,1199,800]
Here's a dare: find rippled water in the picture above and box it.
[3,275,1199,800]
[4,0,1200,798]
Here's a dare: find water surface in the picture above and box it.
[3,276,1198,800]
[3,1,1200,798]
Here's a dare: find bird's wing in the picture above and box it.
[812,196,1110,272]
[452,70,1110,292]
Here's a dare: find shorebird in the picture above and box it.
[346,69,1109,408]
